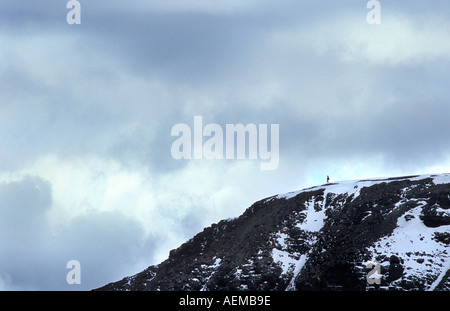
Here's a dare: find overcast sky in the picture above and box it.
[1,0,450,290]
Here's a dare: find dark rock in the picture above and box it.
[95,174,450,291]
[387,256,404,282]
[404,214,415,221]
[433,232,450,245]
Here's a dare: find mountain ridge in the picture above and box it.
[96,173,450,291]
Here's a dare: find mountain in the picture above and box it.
[96,174,450,291]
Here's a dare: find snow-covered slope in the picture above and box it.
[96,174,450,291]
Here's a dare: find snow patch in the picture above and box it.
[366,203,450,290]
[298,197,326,232]
[200,257,222,291]
[271,231,310,290]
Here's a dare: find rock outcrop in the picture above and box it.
[96,174,450,291]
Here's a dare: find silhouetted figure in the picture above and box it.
[327,175,330,183]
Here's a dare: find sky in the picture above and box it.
[1,0,450,290]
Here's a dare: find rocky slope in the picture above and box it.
[96,174,450,291]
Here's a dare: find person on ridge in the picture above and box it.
[327,175,330,183]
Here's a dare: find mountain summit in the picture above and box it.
[96,174,450,291]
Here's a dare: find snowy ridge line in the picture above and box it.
[275,173,450,201]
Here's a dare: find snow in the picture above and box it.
[275,179,373,201]
[417,173,450,185]
[272,232,304,276]
[276,173,450,201]
[271,234,308,289]
[272,248,296,275]
[298,197,326,232]
[200,257,222,291]
[270,188,331,288]
[273,173,450,290]
[429,259,450,291]
[366,201,450,290]
[271,228,316,290]
[212,257,222,268]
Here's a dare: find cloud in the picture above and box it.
[341,17,450,65]
[107,0,273,15]
[0,176,53,290]
[0,153,283,289]
[0,174,154,290]
[1,0,450,290]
